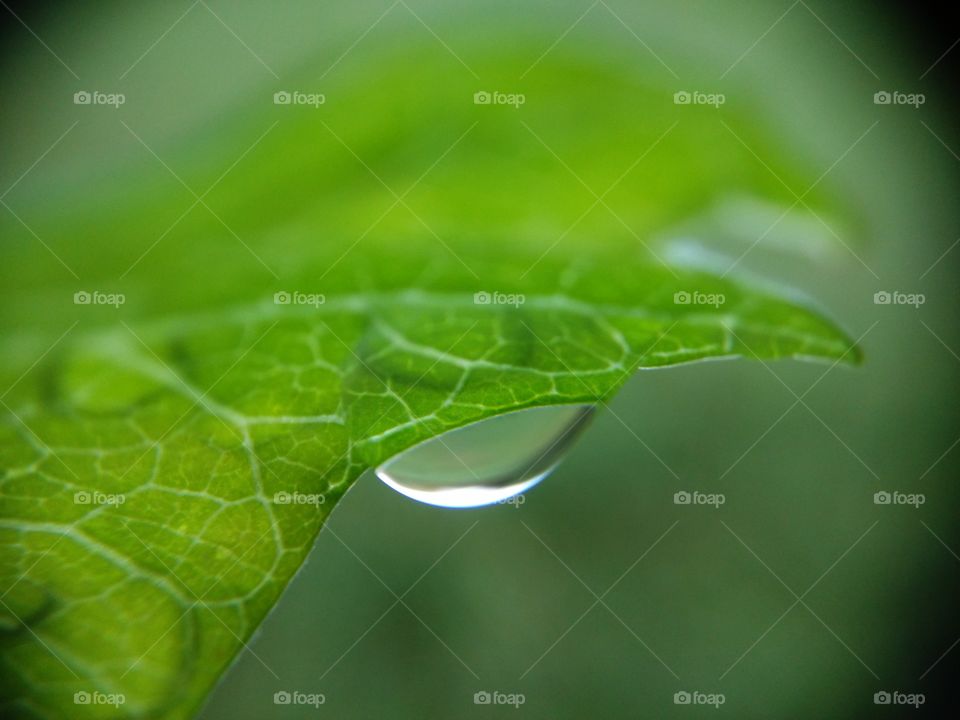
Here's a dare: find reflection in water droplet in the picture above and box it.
[375,405,595,508]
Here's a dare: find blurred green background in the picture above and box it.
[2,1,958,718]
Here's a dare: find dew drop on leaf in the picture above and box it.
[375,405,595,508]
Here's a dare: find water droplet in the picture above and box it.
[375,404,595,508]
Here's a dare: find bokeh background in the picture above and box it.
[2,1,958,718]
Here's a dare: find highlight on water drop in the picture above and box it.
[374,404,595,508]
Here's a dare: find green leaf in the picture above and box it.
[1,262,858,718]
[0,17,860,720]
